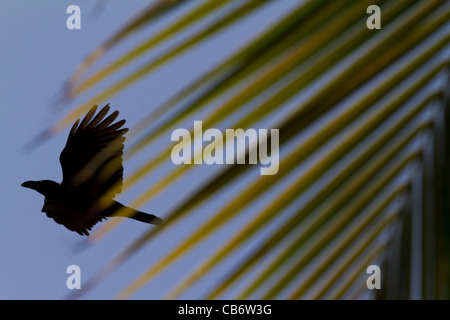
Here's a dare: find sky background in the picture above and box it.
[0,0,304,299]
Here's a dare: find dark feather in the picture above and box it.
[59,105,127,204]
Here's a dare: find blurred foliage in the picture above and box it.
[58,0,449,299]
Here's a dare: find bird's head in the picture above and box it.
[21,180,60,197]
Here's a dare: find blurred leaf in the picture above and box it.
[169,91,439,299]
[97,8,449,244]
[58,0,450,299]
[65,0,190,97]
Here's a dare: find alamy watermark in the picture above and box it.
[366,5,381,30]
[66,5,81,30]
[66,264,81,290]
[65,4,381,31]
[170,121,279,176]
[366,265,381,290]
[63,263,380,293]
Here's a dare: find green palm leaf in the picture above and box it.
[58,0,449,299]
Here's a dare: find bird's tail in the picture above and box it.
[130,210,163,225]
[107,201,163,225]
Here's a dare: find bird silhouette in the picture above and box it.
[22,104,162,235]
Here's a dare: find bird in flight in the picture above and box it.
[22,104,162,235]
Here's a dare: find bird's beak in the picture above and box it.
[21,181,35,189]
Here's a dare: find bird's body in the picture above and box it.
[22,104,162,236]
[41,187,107,234]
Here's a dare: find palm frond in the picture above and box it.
[58,0,449,299]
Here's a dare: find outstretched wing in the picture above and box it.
[59,104,128,204]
